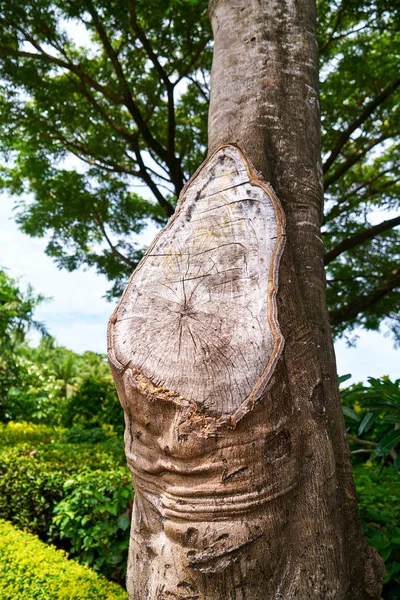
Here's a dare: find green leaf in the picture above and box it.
[358,411,381,436]
[117,515,130,531]
[342,406,361,423]
[375,430,400,457]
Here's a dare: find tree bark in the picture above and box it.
[108,0,385,598]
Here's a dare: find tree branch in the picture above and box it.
[133,145,174,217]
[324,215,400,265]
[69,76,140,148]
[347,435,377,447]
[85,1,170,167]
[126,0,184,194]
[323,77,400,174]
[324,132,392,189]
[44,131,141,177]
[3,27,124,105]
[175,34,213,83]
[92,210,136,269]
[330,268,400,326]
[323,167,399,224]
[347,434,397,460]
[318,4,345,53]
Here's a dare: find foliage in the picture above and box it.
[0,422,130,582]
[0,422,126,543]
[341,376,400,467]
[318,1,400,341]
[0,519,127,599]
[0,420,61,445]
[0,267,46,344]
[0,306,123,427]
[354,466,400,599]
[0,1,398,335]
[339,377,400,597]
[53,469,133,583]
[0,268,49,421]
[62,375,124,434]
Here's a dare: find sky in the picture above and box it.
[1,193,399,385]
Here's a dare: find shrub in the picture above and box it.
[0,421,61,446]
[0,431,125,540]
[0,422,132,582]
[53,469,133,583]
[0,519,127,599]
[354,465,400,599]
[62,376,124,434]
[341,376,400,468]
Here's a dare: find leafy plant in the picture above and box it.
[0,268,49,421]
[0,422,130,582]
[354,466,400,599]
[341,376,400,467]
[53,469,133,584]
[62,375,124,434]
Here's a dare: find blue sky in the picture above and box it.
[1,193,399,385]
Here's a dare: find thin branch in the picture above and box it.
[126,0,184,193]
[323,77,400,174]
[92,211,136,268]
[187,74,209,101]
[133,145,174,216]
[70,76,140,148]
[330,268,400,326]
[318,5,345,53]
[347,434,397,461]
[84,1,169,166]
[324,132,392,189]
[320,21,378,53]
[323,167,399,224]
[347,434,377,447]
[175,34,213,83]
[324,215,400,264]
[45,131,141,176]
[3,28,124,105]
[127,0,171,87]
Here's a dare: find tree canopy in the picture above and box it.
[0,0,399,341]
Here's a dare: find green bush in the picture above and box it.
[354,465,400,599]
[0,519,127,599]
[0,448,65,540]
[53,469,133,583]
[0,421,61,446]
[0,422,131,583]
[62,376,124,434]
[0,427,126,538]
[341,376,400,468]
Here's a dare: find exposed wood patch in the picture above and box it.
[108,144,285,425]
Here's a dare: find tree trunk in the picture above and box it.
[108,0,385,598]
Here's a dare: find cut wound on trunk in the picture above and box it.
[109,144,285,421]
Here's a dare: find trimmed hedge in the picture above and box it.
[0,519,127,599]
[0,434,125,539]
[0,421,61,446]
[0,422,132,583]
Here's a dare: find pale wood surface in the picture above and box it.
[109,145,285,420]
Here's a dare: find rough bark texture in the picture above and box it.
[108,0,385,598]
